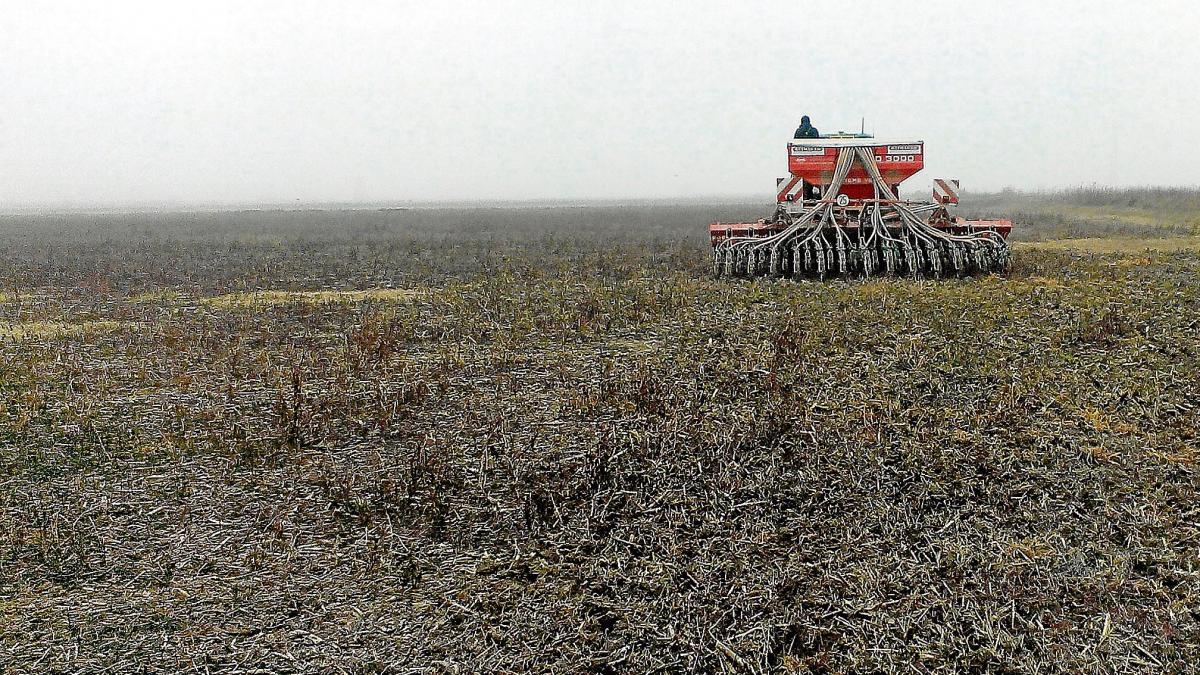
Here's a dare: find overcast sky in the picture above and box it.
[2,0,1198,206]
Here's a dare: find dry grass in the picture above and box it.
[1017,236,1200,254]
[0,205,1198,672]
[0,320,125,339]
[960,187,1200,241]
[198,288,423,308]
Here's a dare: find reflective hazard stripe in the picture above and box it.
[776,175,802,202]
[933,179,960,204]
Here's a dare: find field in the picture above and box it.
[1,195,1199,672]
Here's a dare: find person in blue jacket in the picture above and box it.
[794,115,820,139]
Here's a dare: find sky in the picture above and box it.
[1,0,1198,206]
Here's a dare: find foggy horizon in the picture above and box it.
[3,0,1198,208]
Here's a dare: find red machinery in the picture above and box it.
[711,135,1011,278]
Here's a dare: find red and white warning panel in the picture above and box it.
[933,179,960,204]
[776,175,803,202]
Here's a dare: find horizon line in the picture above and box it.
[3,184,1200,216]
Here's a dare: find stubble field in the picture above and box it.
[1,195,1198,672]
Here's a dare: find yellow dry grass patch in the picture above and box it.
[130,290,183,303]
[1149,445,1198,466]
[1081,409,1140,436]
[1051,205,1164,228]
[1005,536,1056,561]
[0,320,124,339]
[1017,236,1200,254]
[1024,276,1066,288]
[1082,445,1117,463]
[1081,407,1111,432]
[200,288,422,308]
[847,280,896,300]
